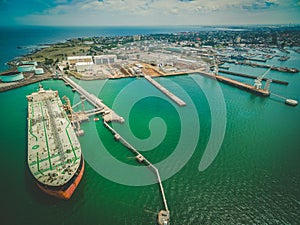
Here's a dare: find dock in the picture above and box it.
[215,75,270,96]
[218,70,288,85]
[103,121,170,224]
[62,75,170,223]
[144,75,186,106]
[223,60,299,73]
[61,76,124,123]
[195,71,271,96]
[244,57,267,62]
[142,70,271,97]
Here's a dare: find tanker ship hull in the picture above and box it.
[27,85,84,199]
[35,159,84,200]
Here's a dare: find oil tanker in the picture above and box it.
[27,84,84,199]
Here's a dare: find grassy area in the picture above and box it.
[29,43,91,63]
[67,71,83,79]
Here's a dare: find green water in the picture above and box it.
[0,53,300,224]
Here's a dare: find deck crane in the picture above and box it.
[62,95,85,135]
[254,66,272,90]
[62,96,73,121]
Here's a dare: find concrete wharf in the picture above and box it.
[103,121,170,224]
[192,71,270,96]
[223,60,299,73]
[61,76,124,123]
[218,70,288,85]
[144,75,186,107]
[215,75,270,96]
[163,68,205,77]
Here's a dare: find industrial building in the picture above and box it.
[75,62,94,72]
[67,56,93,66]
[94,55,117,65]
[0,71,24,82]
[21,61,37,66]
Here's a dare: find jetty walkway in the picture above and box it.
[104,121,170,224]
[62,75,170,223]
[144,75,186,107]
[61,76,124,123]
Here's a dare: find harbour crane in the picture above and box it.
[254,66,272,90]
[212,52,219,75]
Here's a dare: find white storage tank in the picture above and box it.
[35,68,44,75]
[18,64,36,72]
[0,71,24,82]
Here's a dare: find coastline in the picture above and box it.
[1,26,299,94]
[0,25,300,225]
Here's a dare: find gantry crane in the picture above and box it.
[254,66,272,90]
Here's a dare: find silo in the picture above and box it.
[18,64,36,72]
[35,68,44,75]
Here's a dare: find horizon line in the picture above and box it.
[1,23,300,28]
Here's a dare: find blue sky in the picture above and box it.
[1,0,300,26]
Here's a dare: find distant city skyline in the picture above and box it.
[1,0,300,27]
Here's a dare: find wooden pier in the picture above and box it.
[61,76,124,123]
[103,121,170,224]
[144,75,186,107]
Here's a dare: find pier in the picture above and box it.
[244,57,267,62]
[218,70,288,85]
[144,75,186,106]
[223,60,299,73]
[103,121,170,224]
[62,75,170,223]
[215,75,270,96]
[196,71,271,96]
[61,76,124,123]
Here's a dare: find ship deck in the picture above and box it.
[27,87,81,187]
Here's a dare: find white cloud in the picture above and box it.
[54,0,69,3]
[38,0,290,17]
[42,0,219,15]
[15,0,300,26]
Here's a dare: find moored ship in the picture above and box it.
[27,84,84,199]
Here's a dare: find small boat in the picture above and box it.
[278,56,290,61]
[219,65,229,70]
[285,99,298,106]
[94,117,100,121]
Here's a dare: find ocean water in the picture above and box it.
[0,27,300,225]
